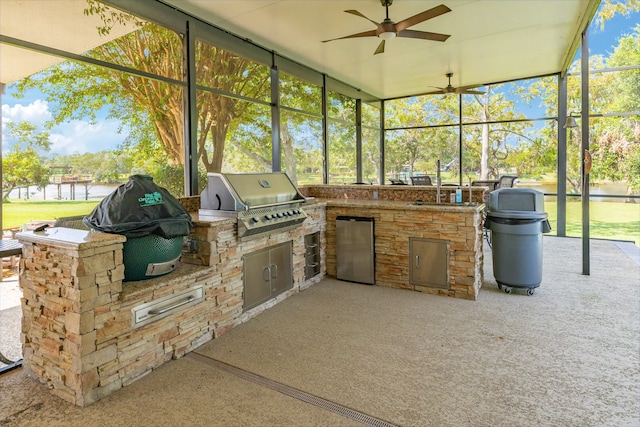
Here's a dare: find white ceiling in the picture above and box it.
[162,0,598,99]
[0,0,598,99]
[0,0,134,85]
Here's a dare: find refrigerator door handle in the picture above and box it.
[415,255,420,269]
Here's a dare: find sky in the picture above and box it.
[1,5,638,156]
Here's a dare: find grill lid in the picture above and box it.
[200,172,306,211]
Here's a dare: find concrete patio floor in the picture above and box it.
[1,236,639,426]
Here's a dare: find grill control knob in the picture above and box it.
[276,213,283,218]
[264,214,272,220]
[251,217,260,224]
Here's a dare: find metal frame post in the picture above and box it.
[581,29,590,275]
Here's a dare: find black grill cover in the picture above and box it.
[83,175,193,239]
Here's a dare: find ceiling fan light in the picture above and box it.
[379,31,396,40]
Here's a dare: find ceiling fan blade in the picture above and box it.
[395,4,451,32]
[457,84,484,90]
[322,29,378,43]
[344,9,380,27]
[421,89,447,95]
[456,89,486,95]
[397,29,450,42]
[455,83,486,94]
[374,40,385,55]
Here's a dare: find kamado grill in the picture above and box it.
[83,175,193,282]
[199,172,308,239]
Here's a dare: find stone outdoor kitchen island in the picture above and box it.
[16,201,326,406]
[15,183,486,406]
[301,184,486,300]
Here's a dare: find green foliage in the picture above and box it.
[585,27,640,193]
[2,122,52,200]
[596,0,640,30]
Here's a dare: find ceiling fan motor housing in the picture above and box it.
[380,0,393,6]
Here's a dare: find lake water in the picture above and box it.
[7,183,120,201]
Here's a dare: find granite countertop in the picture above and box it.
[190,212,236,226]
[16,227,126,249]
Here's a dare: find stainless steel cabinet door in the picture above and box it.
[409,238,449,289]
[243,249,272,310]
[336,217,375,285]
[243,241,293,310]
[269,241,293,295]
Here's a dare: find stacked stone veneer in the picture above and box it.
[302,185,485,300]
[16,202,325,406]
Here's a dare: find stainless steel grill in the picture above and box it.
[199,172,308,239]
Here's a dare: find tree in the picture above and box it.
[384,95,458,181]
[591,25,640,195]
[462,84,538,180]
[14,0,270,194]
[2,122,51,200]
[596,0,640,30]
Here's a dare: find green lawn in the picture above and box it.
[545,199,640,246]
[2,200,100,230]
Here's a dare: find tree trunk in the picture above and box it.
[281,121,298,183]
[480,91,491,180]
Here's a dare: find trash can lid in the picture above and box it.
[487,210,548,220]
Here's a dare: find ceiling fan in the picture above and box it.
[322,0,451,55]
[422,72,486,95]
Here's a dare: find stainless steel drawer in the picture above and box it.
[132,285,204,329]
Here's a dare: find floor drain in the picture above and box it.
[188,352,398,427]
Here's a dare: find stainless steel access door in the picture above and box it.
[336,216,375,285]
[243,241,293,310]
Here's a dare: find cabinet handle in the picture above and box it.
[148,295,195,315]
[263,267,270,282]
[415,255,420,269]
[271,263,278,279]
[306,243,318,248]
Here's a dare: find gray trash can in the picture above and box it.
[485,188,551,295]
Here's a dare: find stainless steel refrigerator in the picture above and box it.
[336,216,375,285]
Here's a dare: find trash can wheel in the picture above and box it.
[497,281,512,293]
[497,281,536,296]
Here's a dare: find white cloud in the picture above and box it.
[49,133,85,154]
[1,99,51,125]
[2,100,53,152]
[2,99,128,155]
[51,120,127,154]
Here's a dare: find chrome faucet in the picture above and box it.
[436,160,441,203]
